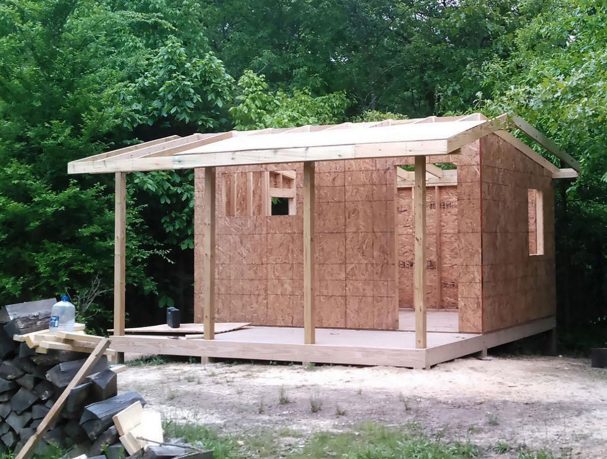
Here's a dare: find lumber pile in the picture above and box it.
[1,300,213,459]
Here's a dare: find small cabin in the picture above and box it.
[69,113,578,368]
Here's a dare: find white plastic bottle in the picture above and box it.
[49,295,76,333]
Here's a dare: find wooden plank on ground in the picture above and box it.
[112,401,143,436]
[15,338,110,459]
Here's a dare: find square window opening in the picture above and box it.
[271,197,290,215]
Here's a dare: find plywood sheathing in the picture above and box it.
[195,159,398,331]
[394,143,482,334]
[480,134,556,333]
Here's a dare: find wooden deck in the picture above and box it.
[110,316,555,369]
[399,309,459,332]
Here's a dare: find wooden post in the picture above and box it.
[414,157,427,349]
[203,167,216,340]
[303,162,315,345]
[435,186,442,307]
[114,172,126,363]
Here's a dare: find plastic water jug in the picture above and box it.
[49,295,76,332]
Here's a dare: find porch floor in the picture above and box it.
[110,316,555,369]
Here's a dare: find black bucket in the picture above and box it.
[167,307,181,328]
[590,348,607,368]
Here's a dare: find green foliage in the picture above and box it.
[123,36,234,130]
[473,0,607,347]
[230,71,348,130]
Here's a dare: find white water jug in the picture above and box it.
[49,295,76,332]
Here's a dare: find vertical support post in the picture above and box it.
[414,157,427,349]
[193,169,204,323]
[114,172,126,363]
[435,186,442,307]
[203,167,216,340]
[303,162,316,345]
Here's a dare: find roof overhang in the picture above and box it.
[67,113,578,179]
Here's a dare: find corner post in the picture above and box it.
[203,167,217,340]
[114,172,127,362]
[414,157,427,348]
[303,162,316,345]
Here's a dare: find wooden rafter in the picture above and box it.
[510,115,580,172]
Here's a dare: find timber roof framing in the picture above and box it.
[68,113,578,178]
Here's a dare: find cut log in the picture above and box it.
[13,357,46,378]
[64,419,88,443]
[80,391,145,440]
[18,342,36,358]
[63,381,93,418]
[0,298,55,323]
[0,403,10,418]
[0,377,16,393]
[33,380,55,401]
[105,443,127,459]
[0,423,9,435]
[6,410,32,431]
[31,350,89,367]
[31,403,50,420]
[0,391,14,402]
[88,426,118,456]
[0,360,25,380]
[11,387,39,414]
[17,427,35,440]
[16,374,37,390]
[46,356,108,389]
[0,327,16,359]
[42,425,66,448]
[1,430,17,449]
[87,368,117,401]
[176,451,214,459]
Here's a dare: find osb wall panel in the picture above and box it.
[195,159,398,331]
[394,142,483,334]
[480,134,556,333]
[396,186,459,309]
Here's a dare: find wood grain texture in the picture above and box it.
[113,172,126,338]
[203,167,217,340]
[303,162,316,344]
[414,157,427,348]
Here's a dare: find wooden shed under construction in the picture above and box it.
[68,113,578,368]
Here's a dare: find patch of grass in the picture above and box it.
[126,355,169,366]
[291,422,479,458]
[278,386,291,405]
[494,440,512,453]
[162,421,236,459]
[309,393,322,413]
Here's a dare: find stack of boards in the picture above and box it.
[1,299,211,459]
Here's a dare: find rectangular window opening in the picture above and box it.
[269,170,296,216]
[528,189,544,255]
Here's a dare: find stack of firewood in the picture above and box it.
[1,299,212,459]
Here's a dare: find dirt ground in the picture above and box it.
[118,355,607,457]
